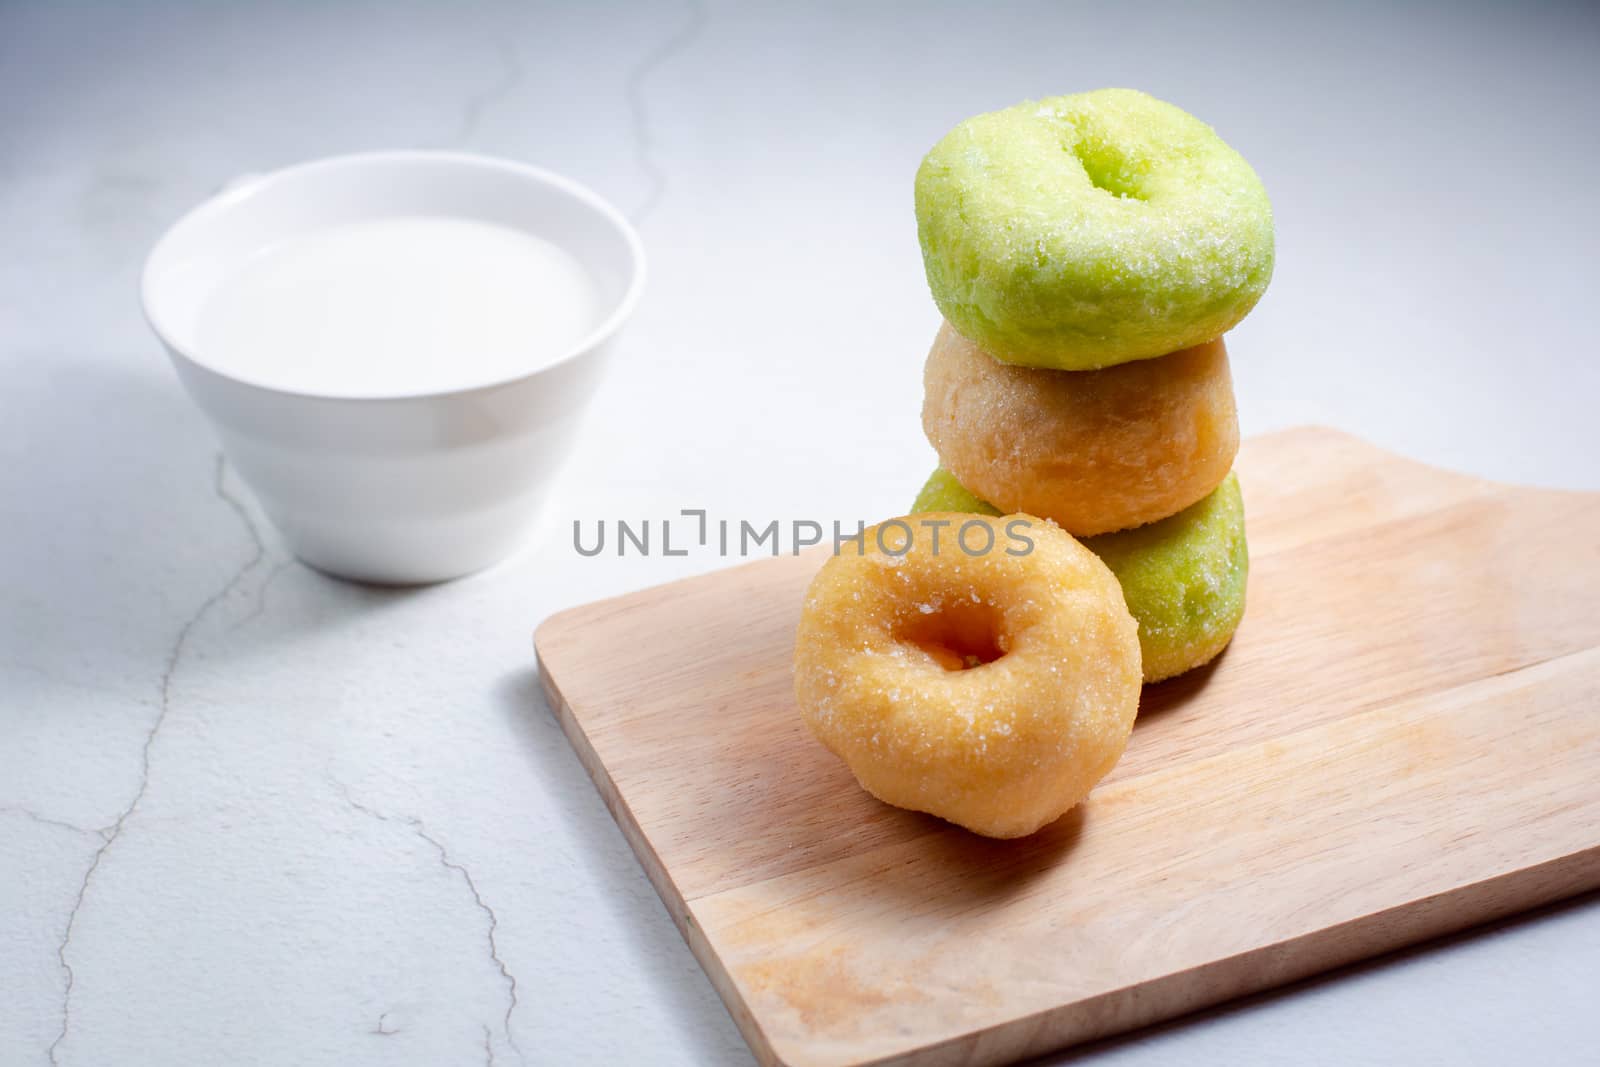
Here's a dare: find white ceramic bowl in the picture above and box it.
[142,152,644,584]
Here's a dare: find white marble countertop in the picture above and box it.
[3,1,1598,1064]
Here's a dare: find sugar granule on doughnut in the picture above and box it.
[915,87,1274,371]
[912,468,1249,683]
[922,321,1238,536]
[792,513,1141,839]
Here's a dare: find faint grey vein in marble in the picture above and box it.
[625,0,707,224]
[48,456,269,1066]
[444,38,525,151]
[330,777,525,1065]
[0,808,110,841]
[226,556,300,635]
[1,662,155,707]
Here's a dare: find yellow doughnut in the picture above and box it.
[792,514,1141,839]
[922,321,1239,536]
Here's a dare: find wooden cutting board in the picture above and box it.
[534,427,1600,1067]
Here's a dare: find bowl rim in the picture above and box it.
[140,149,647,402]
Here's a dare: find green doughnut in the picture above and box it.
[910,466,1001,517]
[914,88,1274,370]
[911,467,1248,682]
[1085,472,1248,682]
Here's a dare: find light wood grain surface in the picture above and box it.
[534,427,1600,1067]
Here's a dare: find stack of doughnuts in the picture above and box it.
[793,89,1273,838]
[912,88,1271,684]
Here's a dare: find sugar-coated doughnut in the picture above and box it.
[793,514,1141,839]
[912,469,1248,683]
[910,467,1001,517]
[922,321,1238,536]
[915,88,1274,370]
[1086,472,1247,682]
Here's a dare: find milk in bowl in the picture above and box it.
[142,152,645,583]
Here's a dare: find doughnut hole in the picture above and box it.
[1067,128,1149,201]
[923,321,1238,536]
[911,467,1250,684]
[793,514,1141,839]
[896,599,1008,671]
